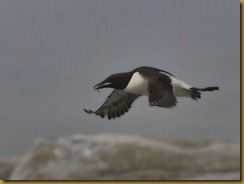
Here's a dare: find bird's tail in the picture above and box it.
[190,86,219,100]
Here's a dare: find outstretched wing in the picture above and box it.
[148,74,177,108]
[84,90,141,119]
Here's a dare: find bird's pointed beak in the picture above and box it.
[93,83,102,90]
[93,82,111,90]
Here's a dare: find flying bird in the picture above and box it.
[84,66,219,119]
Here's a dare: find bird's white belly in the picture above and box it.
[124,73,192,97]
[124,72,149,95]
[170,76,191,97]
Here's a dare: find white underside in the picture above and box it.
[124,72,149,95]
[170,76,192,97]
[124,72,192,97]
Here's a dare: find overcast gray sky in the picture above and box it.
[0,0,240,155]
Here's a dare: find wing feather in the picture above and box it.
[84,90,141,119]
[148,74,177,108]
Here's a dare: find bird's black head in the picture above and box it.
[93,72,132,90]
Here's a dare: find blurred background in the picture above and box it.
[0,0,240,156]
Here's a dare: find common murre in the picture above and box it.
[84,66,219,119]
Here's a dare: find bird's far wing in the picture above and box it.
[84,90,141,119]
[148,74,177,108]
